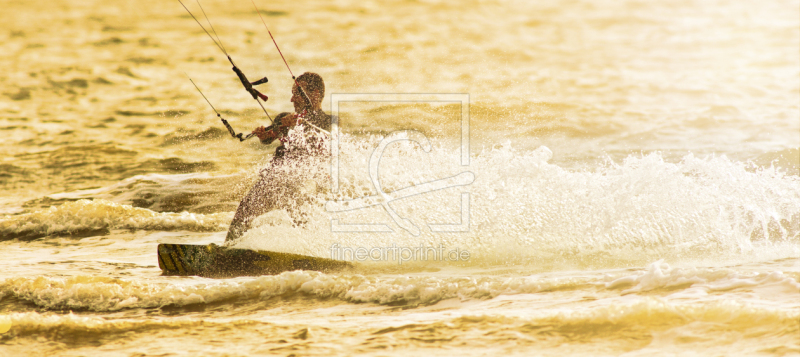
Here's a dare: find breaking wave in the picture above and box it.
[2,261,796,311]
[0,199,231,240]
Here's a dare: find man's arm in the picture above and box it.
[254,112,295,144]
[254,125,279,144]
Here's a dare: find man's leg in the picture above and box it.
[225,168,300,242]
[225,174,273,242]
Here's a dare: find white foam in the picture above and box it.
[605,260,800,297]
[3,262,797,312]
[233,137,800,268]
[0,199,231,238]
[0,271,589,311]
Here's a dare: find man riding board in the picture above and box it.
[226,72,331,242]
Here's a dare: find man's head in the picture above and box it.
[291,72,324,112]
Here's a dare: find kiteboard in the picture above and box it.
[158,243,353,278]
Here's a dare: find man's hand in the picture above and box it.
[253,126,277,143]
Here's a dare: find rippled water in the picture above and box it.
[1,0,799,355]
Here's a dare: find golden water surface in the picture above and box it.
[0,0,798,356]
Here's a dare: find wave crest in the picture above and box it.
[0,199,231,240]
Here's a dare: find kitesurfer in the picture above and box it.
[225,72,331,242]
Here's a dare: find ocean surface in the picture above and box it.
[1,0,799,355]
